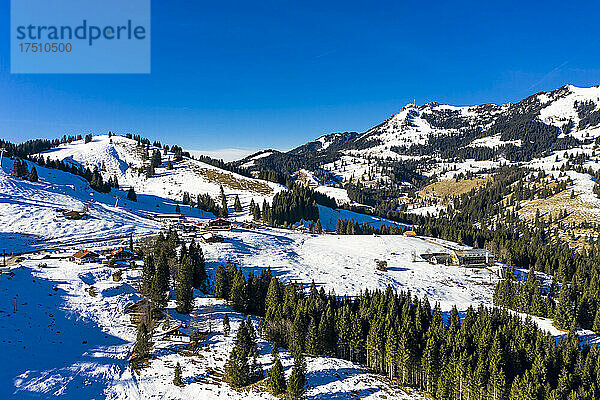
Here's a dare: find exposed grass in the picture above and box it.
[419,176,492,199]
[187,162,273,194]
[516,189,599,225]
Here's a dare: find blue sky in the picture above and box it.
[1,0,600,154]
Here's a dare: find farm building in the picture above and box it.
[422,249,493,267]
[110,247,135,261]
[450,249,493,267]
[70,250,100,264]
[162,324,191,343]
[200,232,225,243]
[421,252,453,265]
[204,218,232,231]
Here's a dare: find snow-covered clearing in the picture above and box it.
[201,226,497,311]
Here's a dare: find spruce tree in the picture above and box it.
[253,203,261,220]
[173,362,184,386]
[176,255,193,314]
[220,185,229,217]
[189,241,207,291]
[127,187,137,201]
[268,345,287,395]
[554,283,576,331]
[593,307,600,333]
[223,313,231,336]
[28,165,38,182]
[315,220,322,234]
[132,321,151,361]
[230,268,247,312]
[226,320,254,387]
[155,251,170,293]
[234,195,242,212]
[305,316,318,355]
[214,264,229,299]
[141,255,155,295]
[287,350,306,400]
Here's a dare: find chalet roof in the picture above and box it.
[208,218,231,225]
[162,323,190,337]
[111,247,133,256]
[73,249,99,259]
[126,298,150,313]
[454,249,492,258]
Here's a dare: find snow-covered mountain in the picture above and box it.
[241,84,600,182]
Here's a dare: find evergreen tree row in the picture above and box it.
[222,275,600,400]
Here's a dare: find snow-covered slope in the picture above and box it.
[41,135,286,213]
[0,157,163,253]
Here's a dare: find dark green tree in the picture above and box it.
[127,187,137,202]
[223,313,231,337]
[234,195,242,212]
[28,165,38,182]
[268,346,287,395]
[214,264,229,299]
[230,268,247,312]
[173,362,184,386]
[175,255,193,314]
[287,350,306,400]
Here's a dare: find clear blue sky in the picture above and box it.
[1,0,600,152]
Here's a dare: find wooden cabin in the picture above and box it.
[204,218,232,231]
[70,249,100,264]
[110,247,135,261]
[200,232,225,243]
[162,324,191,343]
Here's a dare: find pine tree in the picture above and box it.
[141,255,155,295]
[189,240,207,291]
[268,347,287,395]
[28,165,38,182]
[593,307,600,333]
[287,350,306,400]
[214,264,229,299]
[223,313,231,336]
[176,255,193,314]
[220,185,229,217]
[234,195,242,212]
[554,283,576,331]
[173,362,184,386]
[305,316,318,355]
[132,321,151,361]
[230,268,247,312]
[315,220,322,234]
[127,187,137,201]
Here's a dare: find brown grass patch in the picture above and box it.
[419,176,492,199]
